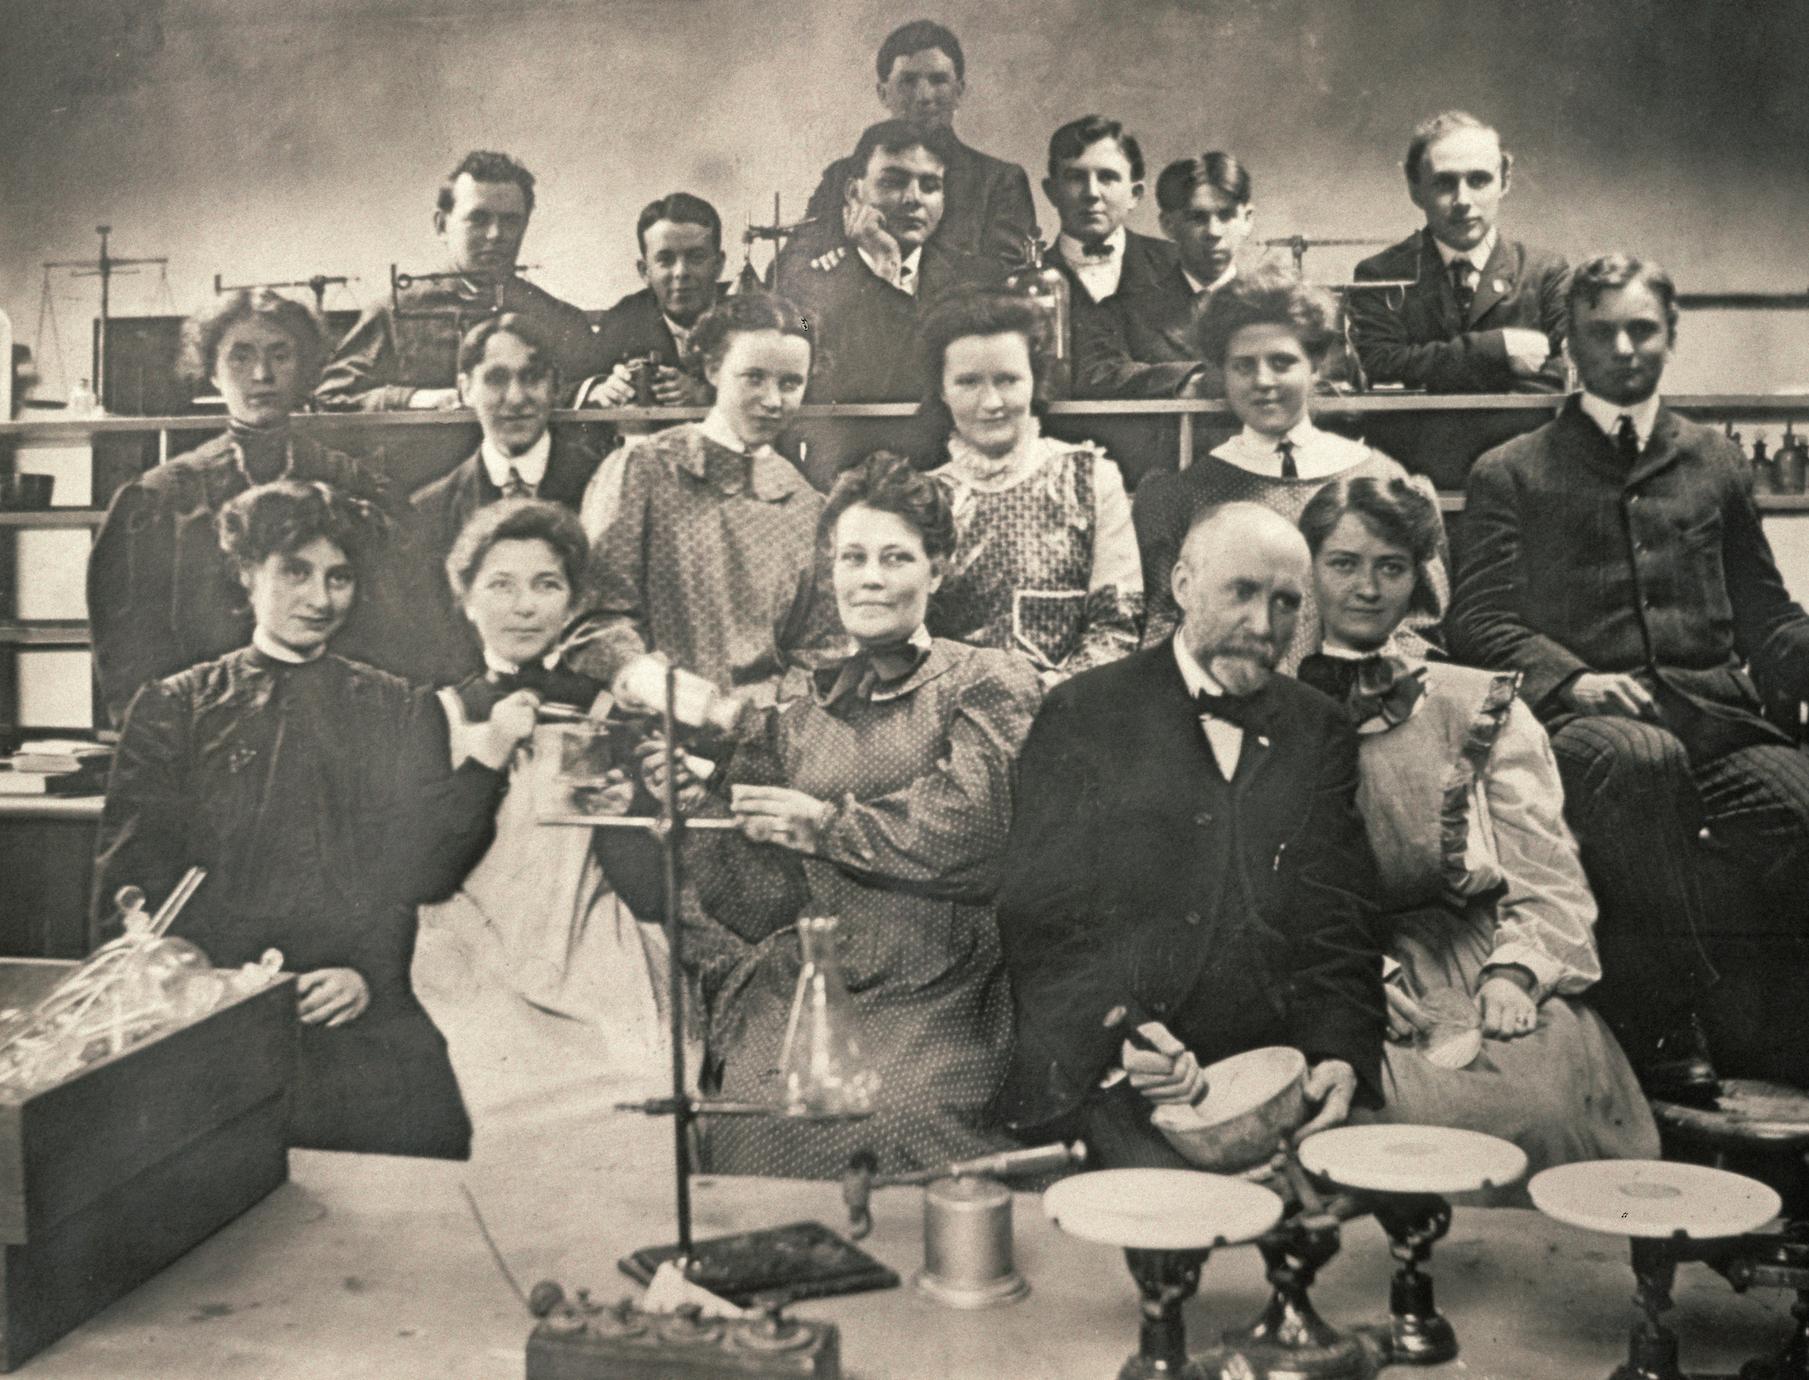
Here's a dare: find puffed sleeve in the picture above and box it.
[1130,470,1188,649]
[91,679,191,945]
[569,437,661,686]
[815,651,1042,901]
[1061,450,1143,678]
[1474,694,1603,1000]
[682,708,812,942]
[87,480,179,726]
[383,685,507,908]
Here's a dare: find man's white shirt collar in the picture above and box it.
[1432,230,1498,276]
[1173,636,1245,778]
[857,244,924,296]
[1057,226,1128,302]
[480,430,551,491]
[1182,262,1237,298]
[1579,390,1661,449]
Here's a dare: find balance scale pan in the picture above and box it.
[1529,1159,1782,1240]
[1043,1169,1283,1251]
[1298,1124,1528,1196]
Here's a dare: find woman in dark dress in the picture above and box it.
[94,480,534,1159]
[86,290,404,725]
[648,453,1044,1178]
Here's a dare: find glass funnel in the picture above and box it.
[776,917,880,1118]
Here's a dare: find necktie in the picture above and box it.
[897,261,913,293]
[1277,439,1299,480]
[1614,415,1641,467]
[1449,259,1476,320]
[1193,687,1261,730]
[502,466,532,500]
[1297,653,1427,728]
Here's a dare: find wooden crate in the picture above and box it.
[0,958,294,1370]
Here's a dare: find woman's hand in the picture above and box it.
[731,785,834,854]
[635,736,708,811]
[1385,984,1432,1043]
[1297,1058,1358,1137]
[471,689,540,769]
[297,967,371,1027]
[1479,973,1540,1039]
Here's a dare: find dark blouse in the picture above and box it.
[93,649,503,1158]
[85,430,406,724]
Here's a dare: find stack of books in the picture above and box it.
[0,740,113,796]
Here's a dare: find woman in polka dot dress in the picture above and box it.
[650,453,1043,1177]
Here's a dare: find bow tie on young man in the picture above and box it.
[1296,651,1427,728]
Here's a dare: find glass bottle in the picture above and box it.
[776,916,880,1117]
[1005,238,1072,399]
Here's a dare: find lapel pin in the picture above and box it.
[1257,735,1271,748]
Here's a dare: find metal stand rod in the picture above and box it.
[659,664,693,1265]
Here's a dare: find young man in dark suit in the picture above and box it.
[993,502,1383,1168]
[1452,253,1809,1098]
[316,151,595,412]
[1349,112,1567,395]
[1073,151,1254,403]
[800,20,1036,269]
[575,192,727,410]
[1041,115,1182,486]
[778,120,1000,404]
[405,315,600,683]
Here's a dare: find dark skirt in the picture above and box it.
[289,994,471,1160]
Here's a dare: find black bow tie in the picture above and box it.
[1297,652,1427,727]
[1193,687,1263,730]
[1078,241,1116,260]
[815,640,931,710]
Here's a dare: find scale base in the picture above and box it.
[619,1220,898,1307]
[1194,1334,1380,1380]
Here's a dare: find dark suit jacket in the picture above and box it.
[991,643,1383,1135]
[587,284,729,376]
[776,236,1002,403]
[403,432,602,684]
[804,136,1038,268]
[1350,229,1568,394]
[315,274,597,411]
[1451,399,1809,745]
[1072,236,1222,400]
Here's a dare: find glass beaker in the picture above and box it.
[533,720,623,819]
[776,916,880,1118]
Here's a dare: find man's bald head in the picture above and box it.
[1172,502,1309,694]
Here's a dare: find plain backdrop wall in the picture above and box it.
[2,0,1807,399]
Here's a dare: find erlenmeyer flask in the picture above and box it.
[776,916,880,1118]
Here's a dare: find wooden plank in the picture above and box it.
[0,623,89,648]
[0,512,103,529]
[0,975,293,1243]
[0,1094,287,1371]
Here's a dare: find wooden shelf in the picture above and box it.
[0,510,105,528]
[0,622,91,647]
[0,394,1805,439]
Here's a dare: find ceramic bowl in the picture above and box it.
[1148,1045,1308,1172]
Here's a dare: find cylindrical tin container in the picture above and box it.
[913,1175,1029,1309]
